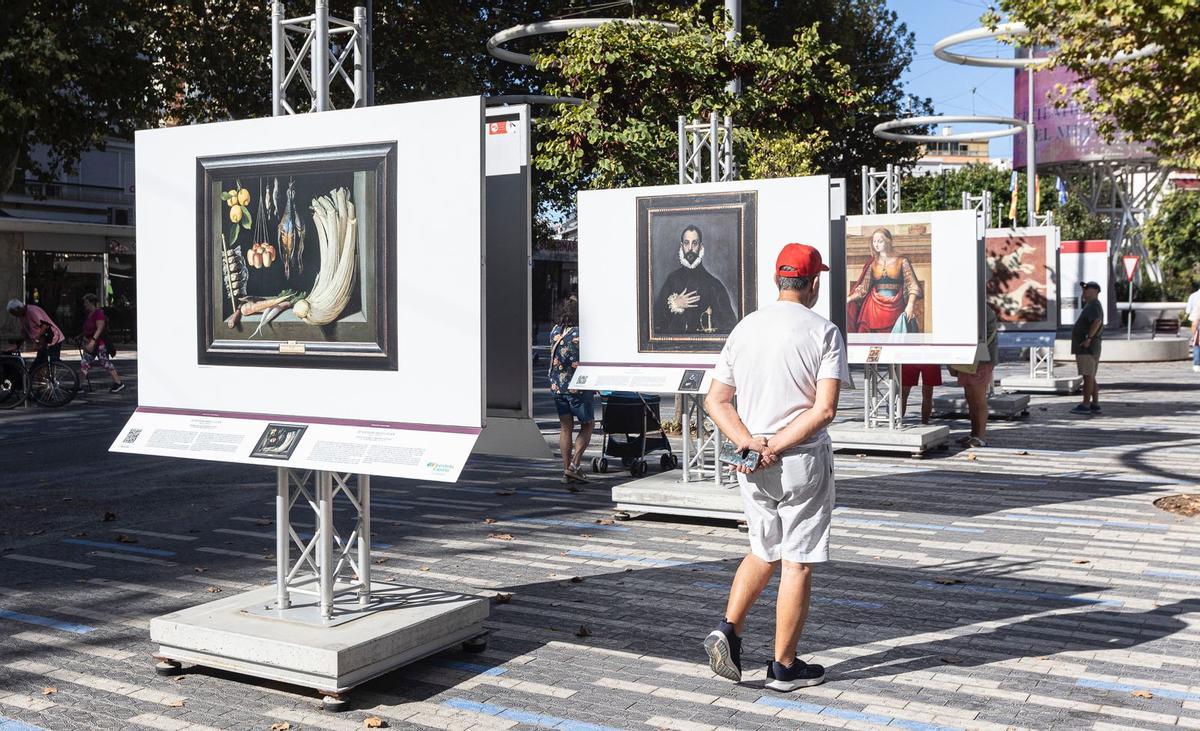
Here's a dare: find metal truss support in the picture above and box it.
[1086,162,1169,284]
[861,165,901,215]
[679,394,730,487]
[1029,345,1055,380]
[863,363,902,431]
[678,113,736,184]
[1033,211,1054,227]
[962,190,993,229]
[271,1,371,115]
[275,468,372,620]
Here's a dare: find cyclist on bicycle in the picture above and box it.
[6,298,65,370]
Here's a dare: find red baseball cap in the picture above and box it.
[776,243,829,278]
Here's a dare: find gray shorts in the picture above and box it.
[737,443,835,563]
[1076,354,1099,377]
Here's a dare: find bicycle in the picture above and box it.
[1,338,80,409]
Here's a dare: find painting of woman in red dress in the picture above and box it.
[847,227,923,333]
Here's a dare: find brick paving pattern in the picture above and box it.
[0,360,1198,730]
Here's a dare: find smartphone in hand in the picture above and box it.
[719,443,761,471]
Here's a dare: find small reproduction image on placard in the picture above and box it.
[250,423,308,461]
[678,369,705,392]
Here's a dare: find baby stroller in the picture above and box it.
[591,391,679,477]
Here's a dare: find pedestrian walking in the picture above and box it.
[547,296,594,484]
[6,298,65,370]
[80,294,125,393]
[1186,279,1199,373]
[900,364,941,424]
[949,306,998,447]
[702,243,849,692]
[1071,281,1105,413]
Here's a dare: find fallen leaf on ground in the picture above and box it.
[484,517,496,524]
[594,519,614,526]
[270,723,291,731]
[1131,690,1153,699]
[494,593,512,604]
[25,529,45,536]
[166,699,185,708]
[575,625,591,638]
[934,578,962,585]
[940,656,962,664]
[488,533,514,541]
[116,534,137,544]
[419,566,430,572]
[41,687,56,695]
[624,568,633,573]
[255,519,272,526]
[364,717,388,729]
[856,453,867,459]
[967,454,977,461]
[578,533,592,539]
[102,511,117,522]
[495,490,516,496]
[569,576,583,583]
[193,566,207,573]
[1072,559,1090,565]
[1016,450,1030,456]
[373,557,388,564]
[205,586,222,593]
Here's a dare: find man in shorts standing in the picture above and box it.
[702,243,849,692]
[1071,281,1104,414]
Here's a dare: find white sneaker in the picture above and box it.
[1193,365,1200,373]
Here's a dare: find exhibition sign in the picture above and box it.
[112,97,487,480]
[1059,239,1111,325]
[572,176,835,391]
[984,226,1059,331]
[844,211,982,364]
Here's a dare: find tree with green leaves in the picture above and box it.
[985,0,1200,169]
[1143,188,1200,301]
[0,1,161,197]
[899,164,1058,225]
[532,8,874,213]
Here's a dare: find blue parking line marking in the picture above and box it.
[443,698,624,730]
[0,608,95,634]
[0,717,48,731]
[915,580,1121,607]
[61,538,175,557]
[756,697,963,731]
[1076,677,1200,702]
[434,659,507,676]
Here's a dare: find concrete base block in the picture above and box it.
[933,393,1031,419]
[1053,337,1189,362]
[612,473,744,521]
[828,423,950,457]
[999,375,1083,394]
[150,581,488,694]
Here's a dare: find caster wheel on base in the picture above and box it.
[462,632,489,654]
[154,659,182,677]
[613,511,631,521]
[321,693,348,712]
[737,521,749,533]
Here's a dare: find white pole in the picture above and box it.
[1127,275,1134,340]
[275,468,290,610]
[313,0,330,112]
[271,2,284,116]
[357,474,371,606]
[1026,48,1036,227]
[725,0,741,95]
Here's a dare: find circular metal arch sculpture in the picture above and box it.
[487,18,679,67]
[933,21,1159,68]
[873,115,1027,143]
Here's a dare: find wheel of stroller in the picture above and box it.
[598,458,609,473]
[638,460,649,477]
[660,454,673,472]
[631,459,647,477]
[671,454,680,469]
[591,457,600,473]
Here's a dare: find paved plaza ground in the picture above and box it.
[0,358,1198,730]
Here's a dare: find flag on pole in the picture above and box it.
[1008,171,1019,223]
[1034,174,1041,214]
[1056,176,1068,206]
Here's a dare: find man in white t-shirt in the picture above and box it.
[1187,280,1200,373]
[702,243,849,692]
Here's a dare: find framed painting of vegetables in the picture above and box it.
[195,142,398,369]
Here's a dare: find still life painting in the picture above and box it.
[196,142,397,369]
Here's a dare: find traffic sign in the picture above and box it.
[1122,255,1140,282]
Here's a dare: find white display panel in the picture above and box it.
[844,211,981,364]
[114,98,485,480]
[1059,240,1111,325]
[576,176,834,372]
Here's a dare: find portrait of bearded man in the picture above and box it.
[652,224,737,335]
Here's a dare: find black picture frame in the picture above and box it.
[249,423,308,461]
[196,142,398,370]
[636,191,757,353]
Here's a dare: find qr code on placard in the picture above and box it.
[122,429,142,444]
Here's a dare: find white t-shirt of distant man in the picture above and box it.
[712,300,850,448]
